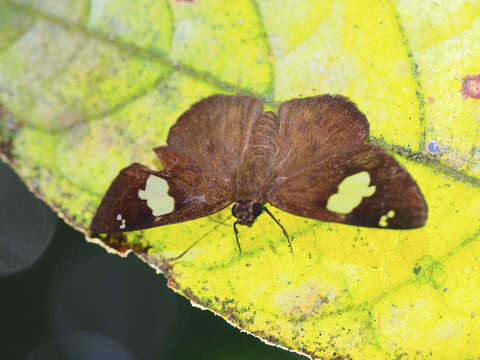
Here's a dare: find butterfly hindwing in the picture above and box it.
[269,144,427,229]
[90,147,233,233]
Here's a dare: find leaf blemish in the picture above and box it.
[426,140,440,155]
[461,74,480,99]
[413,265,422,275]
[275,280,332,319]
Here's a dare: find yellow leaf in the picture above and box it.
[1,0,479,358]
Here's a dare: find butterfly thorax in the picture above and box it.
[234,110,279,202]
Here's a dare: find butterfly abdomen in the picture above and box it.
[249,111,279,159]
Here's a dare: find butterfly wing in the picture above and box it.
[269,144,427,228]
[91,95,264,233]
[167,94,264,183]
[272,94,370,177]
[269,95,427,229]
[90,147,233,233]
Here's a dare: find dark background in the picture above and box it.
[0,161,305,360]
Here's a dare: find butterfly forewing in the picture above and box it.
[269,144,427,229]
[273,95,370,177]
[90,95,263,234]
[167,95,264,183]
[90,147,233,234]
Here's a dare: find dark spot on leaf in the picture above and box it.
[0,139,12,159]
[183,287,202,305]
[0,106,23,160]
[331,354,352,360]
[252,330,280,345]
[413,265,422,274]
[140,253,173,275]
[462,74,480,99]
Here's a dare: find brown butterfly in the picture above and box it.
[90,95,427,254]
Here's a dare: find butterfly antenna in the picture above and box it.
[233,221,242,254]
[169,215,233,261]
[264,207,294,255]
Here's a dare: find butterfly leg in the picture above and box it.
[233,221,242,255]
[264,207,293,255]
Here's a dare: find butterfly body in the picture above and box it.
[90,94,427,244]
[234,110,279,202]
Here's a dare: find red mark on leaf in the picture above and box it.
[462,74,480,99]
[427,97,435,104]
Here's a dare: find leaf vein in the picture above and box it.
[387,0,427,152]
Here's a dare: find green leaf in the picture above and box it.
[1,0,480,358]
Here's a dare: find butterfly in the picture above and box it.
[90,94,428,254]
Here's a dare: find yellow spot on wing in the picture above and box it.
[379,210,395,227]
[138,175,175,216]
[378,216,388,227]
[326,171,376,214]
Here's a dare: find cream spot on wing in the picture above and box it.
[138,175,175,216]
[117,214,126,229]
[379,210,395,227]
[326,171,376,214]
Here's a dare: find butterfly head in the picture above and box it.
[232,200,263,226]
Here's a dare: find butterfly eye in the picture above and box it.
[252,203,263,217]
